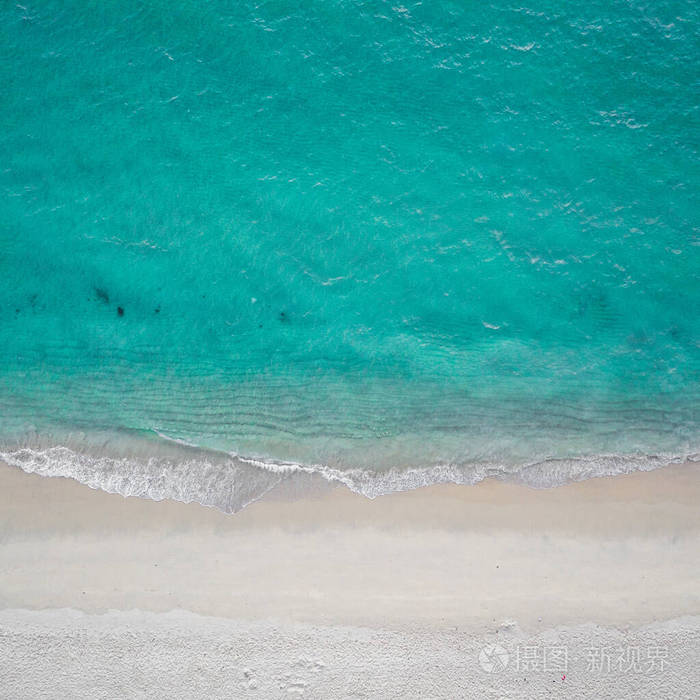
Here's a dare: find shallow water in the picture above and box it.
[1,1,698,508]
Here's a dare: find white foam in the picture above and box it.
[1,441,697,512]
[0,444,285,513]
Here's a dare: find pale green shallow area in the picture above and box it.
[0,1,698,495]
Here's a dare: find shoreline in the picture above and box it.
[3,439,696,513]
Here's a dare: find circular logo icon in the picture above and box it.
[479,644,510,673]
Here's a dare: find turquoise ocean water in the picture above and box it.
[1,1,698,509]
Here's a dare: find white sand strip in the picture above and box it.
[1,461,699,697]
[1,608,698,699]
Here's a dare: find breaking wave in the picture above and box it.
[1,439,696,513]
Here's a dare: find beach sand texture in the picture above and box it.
[1,461,699,698]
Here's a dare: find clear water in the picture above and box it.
[1,1,698,509]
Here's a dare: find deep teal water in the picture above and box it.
[1,1,698,506]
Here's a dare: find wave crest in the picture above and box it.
[1,440,696,513]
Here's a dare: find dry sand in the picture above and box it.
[1,461,699,698]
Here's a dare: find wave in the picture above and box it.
[1,438,697,513]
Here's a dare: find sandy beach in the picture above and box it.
[1,460,699,697]
[3,0,699,696]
